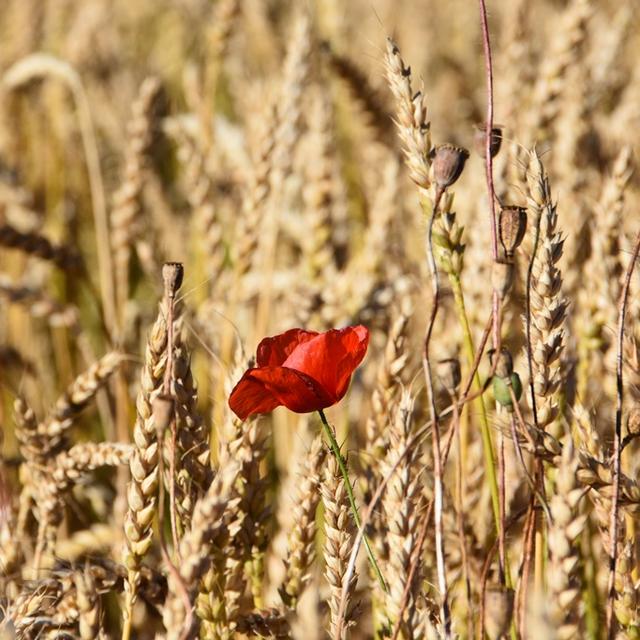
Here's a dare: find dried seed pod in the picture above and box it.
[484,585,514,639]
[431,144,469,190]
[162,262,184,298]
[473,124,503,158]
[498,206,527,258]
[489,348,514,379]
[437,357,461,395]
[491,259,514,299]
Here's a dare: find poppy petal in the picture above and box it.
[256,328,319,367]
[228,369,282,420]
[249,366,334,413]
[281,325,369,402]
[228,365,335,419]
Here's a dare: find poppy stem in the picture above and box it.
[317,409,387,594]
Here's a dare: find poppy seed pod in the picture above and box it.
[490,347,514,379]
[492,371,522,412]
[437,358,461,395]
[499,206,527,258]
[432,144,469,190]
[484,586,514,640]
[473,124,503,159]
[162,262,184,297]
[491,259,514,300]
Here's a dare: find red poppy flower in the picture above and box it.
[229,325,370,420]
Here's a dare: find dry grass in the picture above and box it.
[1,1,639,639]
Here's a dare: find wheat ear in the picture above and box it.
[322,450,358,639]
[162,461,241,640]
[122,297,171,627]
[110,76,164,320]
[279,434,327,608]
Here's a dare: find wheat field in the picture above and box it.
[0,0,639,638]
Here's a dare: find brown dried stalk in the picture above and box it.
[384,34,451,634]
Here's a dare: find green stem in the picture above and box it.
[449,273,515,605]
[450,274,501,534]
[318,409,387,593]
